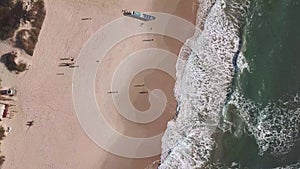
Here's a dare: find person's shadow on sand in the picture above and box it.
[26,120,34,131]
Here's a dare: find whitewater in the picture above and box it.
[159,0,250,168]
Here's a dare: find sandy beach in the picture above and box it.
[0,0,196,168]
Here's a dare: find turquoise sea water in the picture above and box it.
[211,0,300,168]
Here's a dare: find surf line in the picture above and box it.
[221,36,244,127]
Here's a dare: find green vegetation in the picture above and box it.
[0,126,5,141]
[0,0,25,40]
[1,52,27,72]
[0,125,5,167]
[25,0,46,29]
[15,0,46,56]
[15,29,38,56]
[0,155,4,167]
[0,0,46,56]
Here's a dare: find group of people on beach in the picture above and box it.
[56,57,79,75]
[59,57,78,68]
[107,84,149,95]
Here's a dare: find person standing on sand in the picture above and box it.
[26,120,34,126]
[26,120,34,131]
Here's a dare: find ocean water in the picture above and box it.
[159,0,249,168]
[159,0,299,168]
[212,0,300,168]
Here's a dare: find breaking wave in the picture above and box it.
[229,91,300,156]
[159,0,250,168]
[272,162,300,169]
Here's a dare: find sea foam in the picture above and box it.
[159,0,249,168]
[229,92,300,156]
[272,162,300,169]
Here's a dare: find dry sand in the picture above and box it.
[95,34,182,138]
[0,0,197,168]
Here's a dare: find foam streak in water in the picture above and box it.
[229,92,300,156]
[159,0,250,168]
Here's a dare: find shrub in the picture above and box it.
[0,155,5,167]
[26,0,46,29]
[1,52,27,72]
[0,126,5,141]
[0,0,25,40]
[15,29,39,56]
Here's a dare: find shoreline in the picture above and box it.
[159,0,249,168]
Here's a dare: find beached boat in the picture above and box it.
[122,10,155,21]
